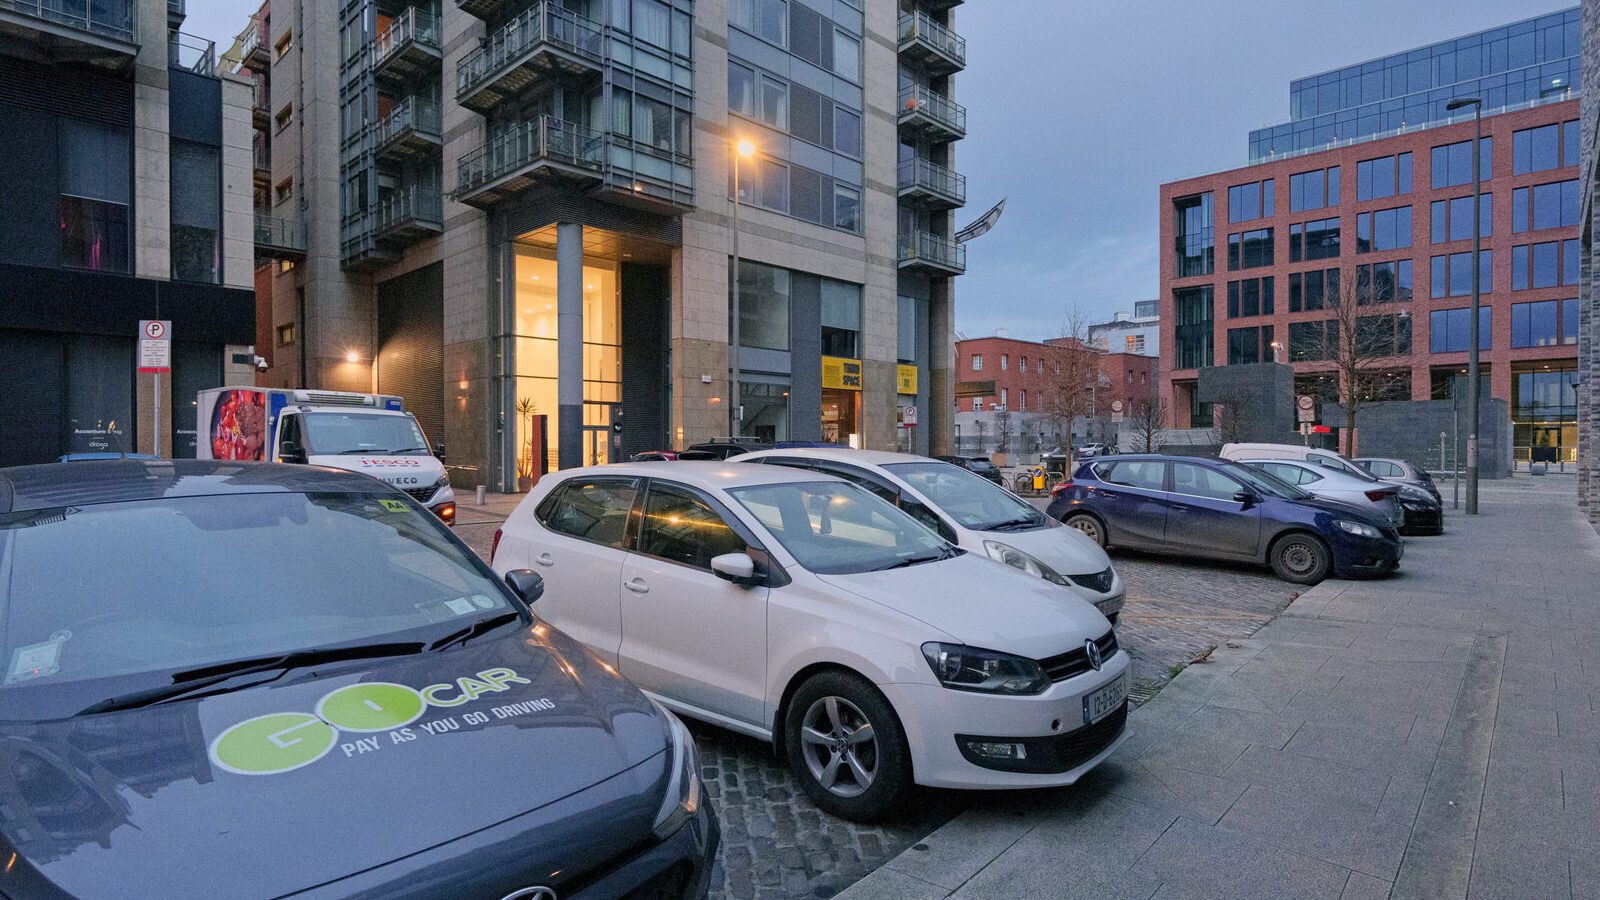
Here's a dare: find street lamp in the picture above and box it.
[1446,96,1482,513]
[729,137,757,438]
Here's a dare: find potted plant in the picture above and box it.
[516,396,538,491]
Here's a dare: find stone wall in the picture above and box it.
[1326,398,1512,478]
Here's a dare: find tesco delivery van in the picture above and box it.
[196,387,457,524]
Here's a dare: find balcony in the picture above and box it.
[457,0,513,22]
[375,185,444,243]
[252,76,270,131]
[456,3,602,115]
[373,6,441,84]
[898,85,965,141]
[897,12,964,74]
[897,158,965,210]
[374,95,442,161]
[253,134,270,189]
[921,0,962,9]
[454,116,604,208]
[255,214,306,260]
[899,231,965,276]
[238,13,268,69]
[0,0,137,68]
[169,31,214,76]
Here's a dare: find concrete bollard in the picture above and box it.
[475,485,487,505]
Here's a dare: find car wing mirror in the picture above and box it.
[710,552,760,586]
[434,443,447,463]
[279,441,307,464]
[1233,490,1259,506]
[504,569,545,605]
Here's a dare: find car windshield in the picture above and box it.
[966,458,999,474]
[884,461,1044,530]
[0,491,515,719]
[1218,461,1312,500]
[303,413,430,455]
[1312,453,1378,481]
[728,481,952,574]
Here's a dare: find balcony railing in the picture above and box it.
[898,85,966,138]
[255,214,306,256]
[897,157,965,207]
[899,231,966,274]
[897,12,964,71]
[169,31,215,75]
[2,0,135,43]
[375,95,443,149]
[455,116,604,199]
[374,6,441,70]
[456,2,602,104]
[376,185,444,236]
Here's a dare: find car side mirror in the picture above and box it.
[1233,489,1259,506]
[434,443,447,463]
[710,552,760,585]
[503,569,544,605]
[279,441,307,464]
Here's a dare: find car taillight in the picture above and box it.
[1365,488,1396,502]
[490,527,503,564]
[1051,480,1073,498]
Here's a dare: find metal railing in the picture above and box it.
[898,157,965,204]
[374,6,440,67]
[167,0,184,15]
[897,11,964,67]
[238,13,263,60]
[456,2,603,98]
[898,85,966,135]
[253,74,269,110]
[2,0,135,43]
[375,95,442,146]
[455,116,604,196]
[255,214,306,251]
[253,133,269,171]
[376,185,443,233]
[899,230,966,271]
[170,31,215,75]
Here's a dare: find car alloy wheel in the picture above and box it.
[799,696,877,798]
[1065,513,1105,547]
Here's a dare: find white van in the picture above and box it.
[196,387,457,524]
[1218,443,1373,479]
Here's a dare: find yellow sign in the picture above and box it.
[821,356,864,391]
[896,364,919,395]
[379,499,410,514]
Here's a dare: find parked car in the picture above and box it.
[1355,457,1443,504]
[493,462,1128,821]
[1234,459,1403,529]
[0,460,717,899]
[59,452,161,462]
[935,454,1005,485]
[1220,442,1375,481]
[1077,443,1109,459]
[683,440,773,460]
[736,448,1125,622]
[630,449,681,462]
[1047,454,1402,584]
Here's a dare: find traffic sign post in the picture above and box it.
[1295,394,1315,423]
[139,320,172,457]
[1110,399,1124,424]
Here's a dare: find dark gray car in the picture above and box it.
[1354,457,1442,504]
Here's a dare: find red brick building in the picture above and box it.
[1160,97,1582,464]
[953,335,1154,452]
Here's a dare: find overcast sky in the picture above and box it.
[184,0,1573,340]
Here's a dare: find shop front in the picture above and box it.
[821,355,862,447]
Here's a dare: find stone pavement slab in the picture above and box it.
[837,479,1600,900]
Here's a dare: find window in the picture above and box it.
[1511,298,1580,347]
[1000,354,1008,371]
[1019,357,1027,373]
[1018,391,1027,411]
[833,107,861,158]
[1227,179,1274,223]
[832,30,860,80]
[1226,227,1274,270]
[1429,307,1491,353]
[820,280,860,358]
[277,323,296,345]
[1512,180,1580,232]
[1513,121,1579,174]
[1102,460,1166,490]
[1289,217,1340,261]
[732,0,787,45]
[1227,326,1274,365]
[638,484,745,569]
[1356,152,1411,200]
[273,29,292,61]
[1355,206,1411,252]
[274,177,294,205]
[971,354,982,371]
[1171,463,1244,501]
[633,0,670,47]
[833,184,860,233]
[540,478,639,548]
[1289,320,1338,361]
[58,119,131,273]
[1430,194,1493,243]
[1429,138,1492,188]
[1430,251,1492,298]
[1356,314,1411,357]
[170,139,220,284]
[754,157,788,212]
[759,74,788,129]
[1226,277,1274,317]
[1289,166,1340,212]
[1511,239,1580,289]
[1288,268,1339,312]
[1175,192,1215,276]
[999,388,1008,408]
[1355,260,1412,303]
[275,102,293,132]
[736,260,791,350]
[1174,286,1214,369]
[728,63,755,117]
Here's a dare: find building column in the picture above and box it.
[557,222,584,470]
[927,278,956,455]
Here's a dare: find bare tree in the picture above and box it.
[1304,270,1415,456]
[1036,308,1102,456]
[993,408,1014,456]
[1128,396,1169,453]
[971,418,989,454]
[1210,384,1256,446]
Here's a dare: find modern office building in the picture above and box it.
[225,0,965,492]
[1579,0,1598,522]
[1161,8,1584,468]
[0,0,258,465]
[1088,300,1159,356]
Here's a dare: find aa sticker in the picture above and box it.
[379,499,409,513]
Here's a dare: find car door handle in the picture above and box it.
[534,552,554,567]
[1170,504,1189,513]
[624,578,649,595]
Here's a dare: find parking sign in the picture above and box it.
[139,320,172,373]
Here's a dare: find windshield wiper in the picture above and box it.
[984,515,1041,532]
[74,642,425,717]
[336,448,386,455]
[428,611,521,652]
[390,447,431,455]
[872,546,957,571]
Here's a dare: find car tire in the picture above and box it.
[1063,512,1107,548]
[1269,532,1331,585]
[784,671,913,822]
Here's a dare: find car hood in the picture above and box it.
[977,523,1114,580]
[309,453,448,486]
[0,627,667,899]
[1287,494,1393,526]
[817,553,1111,659]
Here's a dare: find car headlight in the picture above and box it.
[921,642,1049,695]
[434,473,451,489]
[1335,519,1383,539]
[650,706,702,840]
[983,541,1071,587]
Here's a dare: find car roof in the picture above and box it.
[0,460,394,513]
[553,460,845,490]
[737,447,942,467]
[1084,453,1220,465]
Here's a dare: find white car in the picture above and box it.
[1238,458,1403,528]
[735,449,1125,622]
[492,462,1128,821]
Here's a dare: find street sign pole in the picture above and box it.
[153,371,161,457]
[138,320,172,458]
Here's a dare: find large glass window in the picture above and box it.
[59,119,131,273]
[1227,325,1274,365]
[737,260,791,350]
[833,107,862,158]
[1289,217,1340,261]
[1226,277,1274,317]
[741,381,789,443]
[1174,193,1214,277]
[1355,206,1411,252]
[728,63,755,117]
[821,280,861,358]
[1355,259,1412,303]
[1226,227,1274,270]
[171,140,220,284]
[1356,152,1411,200]
[1512,367,1580,464]
[897,295,919,363]
[1429,137,1492,188]
[1511,180,1580,232]
[1173,286,1214,369]
[1430,194,1493,243]
[1288,268,1339,311]
[1513,121,1578,174]
[833,184,860,233]
[1227,179,1273,222]
[1289,166,1339,212]
[832,30,860,80]
[1511,298,1579,347]
[632,0,670,47]
[1289,320,1337,361]
[1429,250,1493,298]
[732,0,787,45]
[1429,307,1491,353]
[1356,314,1411,357]
[1511,239,1580,289]
[759,74,788,129]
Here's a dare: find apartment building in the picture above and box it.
[1161,8,1584,468]
[226,0,965,492]
[0,0,258,464]
[1088,299,1159,357]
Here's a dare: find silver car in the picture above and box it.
[1355,457,1442,504]
[1240,459,1403,528]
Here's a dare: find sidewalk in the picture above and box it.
[839,479,1600,899]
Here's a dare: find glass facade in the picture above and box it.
[1512,366,1579,462]
[1173,285,1213,369]
[1174,192,1214,277]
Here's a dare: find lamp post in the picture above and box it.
[1446,96,1483,514]
[729,138,756,438]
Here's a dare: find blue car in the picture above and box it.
[1044,454,1402,585]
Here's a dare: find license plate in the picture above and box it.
[1083,674,1126,725]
